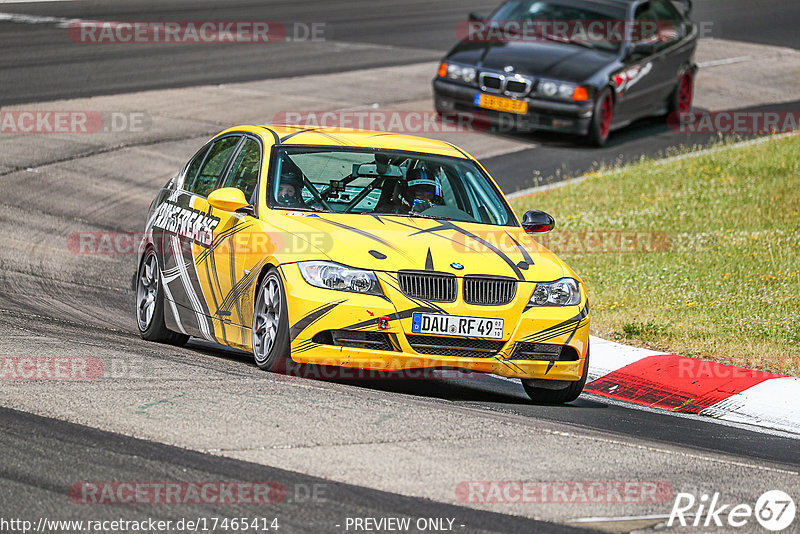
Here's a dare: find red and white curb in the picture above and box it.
[587,336,800,435]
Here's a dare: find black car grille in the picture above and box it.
[511,343,579,361]
[482,75,502,91]
[463,276,517,306]
[505,79,528,94]
[406,334,505,358]
[313,330,395,352]
[398,271,457,302]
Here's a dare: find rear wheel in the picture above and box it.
[668,71,694,116]
[586,89,614,147]
[136,249,189,345]
[521,345,589,404]
[252,270,290,371]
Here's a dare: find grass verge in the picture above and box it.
[512,134,800,375]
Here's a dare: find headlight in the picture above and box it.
[298,261,383,296]
[444,63,477,84]
[535,80,589,102]
[529,278,581,306]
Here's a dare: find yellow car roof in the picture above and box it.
[218,124,472,159]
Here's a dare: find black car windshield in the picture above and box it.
[270,147,516,227]
[487,0,628,52]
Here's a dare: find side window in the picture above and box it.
[189,136,240,197]
[634,3,657,44]
[181,145,210,190]
[651,0,683,42]
[635,1,681,49]
[221,137,261,204]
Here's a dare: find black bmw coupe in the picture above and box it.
[433,0,698,146]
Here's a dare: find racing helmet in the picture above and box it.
[406,168,444,211]
[277,160,305,206]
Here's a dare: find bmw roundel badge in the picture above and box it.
[450,262,464,270]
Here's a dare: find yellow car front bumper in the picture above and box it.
[280,264,589,381]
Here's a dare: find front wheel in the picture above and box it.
[585,89,614,147]
[521,345,589,404]
[252,270,290,371]
[136,249,189,346]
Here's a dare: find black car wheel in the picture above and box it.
[521,344,590,404]
[252,269,290,371]
[668,70,694,116]
[586,89,614,147]
[136,249,189,345]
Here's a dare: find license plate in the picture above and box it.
[474,93,529,115]
[411,313,504,339]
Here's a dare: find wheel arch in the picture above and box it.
[256,261,282,289]
[133,241,156,291]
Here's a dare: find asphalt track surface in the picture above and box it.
[0,0,798,105]
[1,1,799,532]
[2,0,799,192]
[0,407,585,533]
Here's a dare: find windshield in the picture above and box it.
[270,147,516,227]
[487,0,627,52]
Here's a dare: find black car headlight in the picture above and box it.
[298,261,383,296]
[535,80,590,102]
[529,278,581,306]
[442,63,477,84]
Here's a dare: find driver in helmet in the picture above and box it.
[276,161,306,208]
[406,168,444,212]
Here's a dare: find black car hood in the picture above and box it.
[446,40,615,84]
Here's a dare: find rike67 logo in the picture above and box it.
[669,490,796,531]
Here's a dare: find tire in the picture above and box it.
[667,70,694,116]
[585,88,614,147]
[521,344,590,404]
[252,269,290,372]
[136,249,189,346]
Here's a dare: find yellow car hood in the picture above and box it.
[267,212,570,283]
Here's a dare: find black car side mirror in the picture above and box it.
[522,210,555,234]
[468,12,484,22]
[630,40,656,58]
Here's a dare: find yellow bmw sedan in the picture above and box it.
[135,125,589,403]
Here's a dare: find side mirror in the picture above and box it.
[468,12,484,22]
[208,187,252,214]
[629,40,656,58]
[522,210,555,234]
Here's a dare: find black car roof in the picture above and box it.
[519,0,639,13]
[572,0,638,7]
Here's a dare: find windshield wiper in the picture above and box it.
[405,212,452,221]
[279,205,325,213]
[542,32,595,49]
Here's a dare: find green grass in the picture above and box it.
[512,135,800,375]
